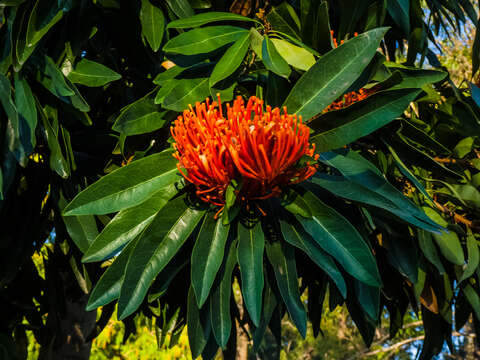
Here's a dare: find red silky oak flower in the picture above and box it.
[171,95,318,208]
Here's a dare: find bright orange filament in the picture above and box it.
[171,95,318,207]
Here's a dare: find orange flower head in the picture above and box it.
[171,95,318,207]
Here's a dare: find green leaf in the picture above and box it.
[113,95,170,136]
[267,2,301,40]
[187,286,209,358]
[309,88,421,152]
[209,237,237,348]
[37,103,69,178]
[63,149,179,216]
[118,194,205,319]
[164,0,194,18]
[63,214,98,254]
[283,190,312,218]
[26,0,64,48]
[297,190,381,286]
[458,231,479,284]
[318,150,442,231]
[423,207,465,265]
[36,55,75,98]
[82,185,178,263]
[167,12,256,28]
[270,38,315,71]
[262,35,291,78]
[453,137,475,159]
[163,26,248,55]
[252,278,277,351]
[163,78,210,111]
[191,216,230,307]
[209,31,250,87]
[86,238,138,311]
[280,217,347,297]
[140,0,165,52]
[387,0,410,35]
[13,74,37,156]
[355,281,380,322]
[418,229,446,275]
[463,285,480,320]
[237,221,264,326]
[266,241,307,338]
[283,27,389,120]
[65,59,121,87]
[384,63,447,90]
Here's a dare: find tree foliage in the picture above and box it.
[1,0,480,359]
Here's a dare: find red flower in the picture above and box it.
[171,95,318,208]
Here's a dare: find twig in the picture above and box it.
[434,200,480,233]
[361,335,425,357]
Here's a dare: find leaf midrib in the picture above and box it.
[167,28,246,52]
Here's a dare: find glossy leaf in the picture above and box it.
[297,190,381,286]
[163,78,210,111]
[187,286,209,358]
[270,38,315,71]
[237,221,264,326]
[266,241,307,338]
[280,217,347,297]
[418,229,446,275]
[423,207,465,265]
[82,184,178,263]
[458,231,479,284]
[86,239,137,310]
[262,36,291,78]
[309,88,421,152]
[65,59,121,87]
[165,0,194,18]
[13,74,36,155]
[163,26,248,55]
[63,214,98,254]
[167,12,255,28]
[113,96,169,136]
[191,216,230,307]
[63,149,179,216]
[210,32,250,87]
[118,194,205,319]
[209,237,237,348]
[387,0,410,35]
[140,0,165,52]
[283,27,388,120]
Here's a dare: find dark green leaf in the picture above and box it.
[280,217,347,297]
[210,31,250,87]
[267,2,301,40]
[163,26,248,55]
[86,238,138,310]
[209,237,237,348]
[63,149,179,215]
[262,35,291,78]
[26,0,63,47]
[297,190,381,286]
[309,88,421,152]
[13,74,36,156]
[266,241,307,338]
[387,0,410,35]
[355,281,380,321]
[140,0,165,52]
[191,216,230,307]
[118,194,205,319]
[63,213,98,254]
[423,207,465,265]
[283,27,389,120]
[113,95,169,136]
[187,286,209,358]
[237,221,264,326]
[165,0,194,18]
[463,285,480,320]
[163,78,210,111]
[82,184,178,262]
[458,231,479,284]
[418,229,446,274]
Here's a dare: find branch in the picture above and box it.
[434,200,480,233]
[361,335,425,357]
